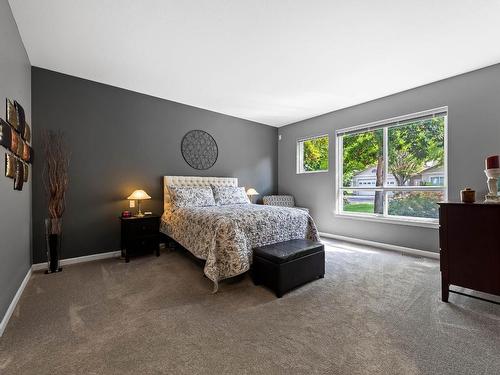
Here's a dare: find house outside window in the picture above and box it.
[336,107,447,225]
[297,135,329,174]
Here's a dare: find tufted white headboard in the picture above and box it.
[163,176,238,211]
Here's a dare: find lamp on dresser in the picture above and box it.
[127,189,151,217]
[246,188,259,203]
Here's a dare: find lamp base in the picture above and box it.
[135,200,144,217]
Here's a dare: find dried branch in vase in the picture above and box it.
[41,130,70,235]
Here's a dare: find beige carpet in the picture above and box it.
[1,239,499,375]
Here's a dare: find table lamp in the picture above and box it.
[127,189,151,217]
[246,188,259,204]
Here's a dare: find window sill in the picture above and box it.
[296,169,329,175]
[334,212,439,229]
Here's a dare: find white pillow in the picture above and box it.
[211,185,250,205]
[168,186,216,208]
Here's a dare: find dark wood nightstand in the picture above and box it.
[120,215,160,262]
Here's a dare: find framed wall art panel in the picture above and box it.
[23,162,29,182]
[14,101,26,136]
[22,144,33,163]
[22,143,30,162]
[10,130,19,154]
[16,137,24,157]
[5,153,16,178]
[6,99,19,131]
[0,118,12,149]
[23,122,31,143]
[14,160,24,191]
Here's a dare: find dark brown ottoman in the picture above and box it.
[252,239,325,297]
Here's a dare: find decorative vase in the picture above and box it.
[460,187,475,203]
[484,168,500,203]
[45,218,63,273]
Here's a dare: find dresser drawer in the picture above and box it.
[125,219,159,237]
[132,220,160,236]
[128,235,159,252]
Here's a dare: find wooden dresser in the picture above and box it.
[439,202,500,302]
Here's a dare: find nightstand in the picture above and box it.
[120,215,160,262]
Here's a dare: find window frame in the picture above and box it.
[296,134,330,174]
[334,107,448,228]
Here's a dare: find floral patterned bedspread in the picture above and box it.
[160,204,320,291]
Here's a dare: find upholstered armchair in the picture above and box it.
[262,195,309,213]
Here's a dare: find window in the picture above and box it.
[336,107,447,224]
[297,135,329,174]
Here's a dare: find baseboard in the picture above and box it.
[0,267,32,337]
[319,232,440,260]
[32,250,121,271]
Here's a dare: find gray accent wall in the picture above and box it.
[32,68,278,263]
[278,64,500,253]
[0,0,32,322]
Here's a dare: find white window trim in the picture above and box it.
[296,134,329,174]
[334,107,448,227]
[334,211,440,229]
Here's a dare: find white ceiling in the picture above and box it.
[9,0,500,127]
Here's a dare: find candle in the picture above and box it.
[486,155,500,170]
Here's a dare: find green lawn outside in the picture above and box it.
[343,203,374,213]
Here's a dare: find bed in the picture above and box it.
[160,176,320,291]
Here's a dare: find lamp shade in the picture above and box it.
[246,188,259,196]
[127,190,151,200]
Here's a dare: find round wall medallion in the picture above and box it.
[181,130,218,170]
